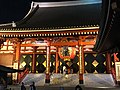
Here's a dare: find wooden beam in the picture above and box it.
[20,40,95,47]
[20,42,78,47]
[81,41,95,45]
[21,43,48,47]
[51,42,78,46]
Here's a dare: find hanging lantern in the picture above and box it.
[58,46,76,59]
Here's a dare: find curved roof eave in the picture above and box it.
[94,0,120,53]
[93,0,111,52]
[0,0,101,33]
[0,65,25,73]
[33,0,102,8]
[15,1,101,29]
[0,26,99,33]
[16,3,39,26]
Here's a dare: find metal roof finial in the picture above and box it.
[12,21,16,27]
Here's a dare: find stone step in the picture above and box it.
[21,73,115,88]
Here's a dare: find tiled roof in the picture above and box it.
[0,1,101,32]
[94,0,120,53]
[15,1,101,30]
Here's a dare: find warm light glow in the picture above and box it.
[79,46,82,74]
[13,63,18,80]
[0,26,99,32]
[58,47,76,59]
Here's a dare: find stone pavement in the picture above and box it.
[7,85,120,90]
[22,73,115,87]
[7,73,118,90]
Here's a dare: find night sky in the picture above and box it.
[0,0,100,24]
[0,0,32,24]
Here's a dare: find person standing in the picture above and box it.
[30,82,36,90]
[21,82,26,90]
[75,85,82,90]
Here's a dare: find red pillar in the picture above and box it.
[106,52,112,74]
[15,41,21,82]
[55,47,59,73]
[45,46,50,83]
[78,45,84,84]
[32,47,37,73]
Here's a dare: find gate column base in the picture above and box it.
[45,79,50,83]
[79,80,84,84]
[45,73,50,83]
[79,74,84,84]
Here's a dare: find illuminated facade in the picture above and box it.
[0,1,115,85]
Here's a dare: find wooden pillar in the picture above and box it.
[16,42,21,68]
[15,41,21,82]
[55,47,59,73]
[106,52,112,74]
[78,45,84,84]
[32,47,37,73]
[45,46,50,83]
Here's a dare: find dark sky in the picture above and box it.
[0,0,101,24]
[0,0,32,24]
[0,0,78,24]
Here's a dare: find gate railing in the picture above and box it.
[18,68,29,83]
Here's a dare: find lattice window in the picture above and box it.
[84,53,106,73]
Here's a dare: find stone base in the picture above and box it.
[45,79,50,83]
[116,81,120,86]
[79,80,84,84]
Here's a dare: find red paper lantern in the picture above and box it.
[58,46,76,59]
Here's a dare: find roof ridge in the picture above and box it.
[32,0,102,8]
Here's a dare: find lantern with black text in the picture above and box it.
[58,46,76,59]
